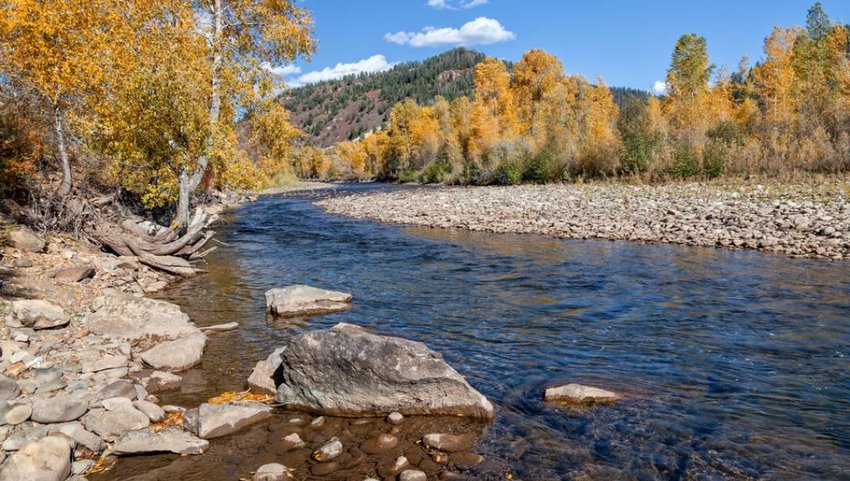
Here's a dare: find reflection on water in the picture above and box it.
[102,184,850,480]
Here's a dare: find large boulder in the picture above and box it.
[183,402,272,439]
[0,435,71,481]
[82,407,150,441]
[6,227,45,253]
[140,332,206,372]
[264,285,352,318]
[112,427,209,455]
[31,396,88,424]
[11,300,70,330]
[273,323,493,418]
[85,295,200,341]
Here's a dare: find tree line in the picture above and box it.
[309,2,850,184]
[0,0,313,229]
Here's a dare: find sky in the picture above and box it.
[277,0,850,92]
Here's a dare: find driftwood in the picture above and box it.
[91,210,218,277]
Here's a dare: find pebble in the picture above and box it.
[312,437,343,462]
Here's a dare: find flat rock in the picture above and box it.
[0,435,71,480]
[112,426,209,455]
[544,383,621,404]
[80,354,128,373]
[252,463,291,481]
[264,285,352,318]
[247,347,286,395]
[133,400,165,422]
[82,407,150,441]
[96,380,137,401]
[11,300,70,330]
[85,295,200,341]
[31,396,88,423]
[133,370,182,393]
[183,402,272,439]
[7,227,45,253]
[5,404,32,425]
[274,323,494,417]
[140,332,206,372]
[52,266,95,283]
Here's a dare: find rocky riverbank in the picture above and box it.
[317,181,850,260]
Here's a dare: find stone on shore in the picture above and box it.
[96,380,137,401]
[85,294,200,341]
[132,370,183,393]
[82,407,150,440]
[264,285,352,318]
[5,404,32,425]
[7,227,45,253]
[544,383,621,404]
[0,374,21,400]
[247,347,286,395]
[140,332,206,372]
[273,323,494,418]
[31,396,88,423]
[11,300,70,330]
[52,266,95,283]
[252,463,291,481]
[111,427,209,455]
[0,435,71,481]
[133,400,165,422]
[183,402,272,439]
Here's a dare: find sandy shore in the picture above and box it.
[317,182,850,260]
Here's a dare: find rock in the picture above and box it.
[360,433,398,454]
[199,322,239,332]
[310,415,326,427]
[96,380,137,401]
[273,323,493,418]
[11,300,70,330]
[281,432,305,449]
[111,427,209,455]
[52,422,103,452]
[182,402,272,439]
[544,383,621,404]
[140,332,206,372]
[135,370,182,393]
[252,463,291,481]
[422,433,475,452]
[7,227,45,253]
[5,404,32,425]
[72,459,95,475]
[132,400,165,422]
[82,407,150,441]
[52,266,95,283]
[0,435,71,481]
[387,412,404,425]
[247,347,285,395]
[13,258,33,268]
[80,354,127,373]
[101,397,134,412]
[31,396,88,423]
[399,470,427,481]
[2,425,50,451]
[85,295,200,341]
[0,374,21,400]
[312,437,343,462]
[264,285,352,318]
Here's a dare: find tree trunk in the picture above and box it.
[176,167,191,234]
[53,104,72,197]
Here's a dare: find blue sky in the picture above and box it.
[278,1,850,92]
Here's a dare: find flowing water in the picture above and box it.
[98,184,850,480]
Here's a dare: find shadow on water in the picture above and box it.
[97,184,850,480]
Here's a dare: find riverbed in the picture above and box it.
[103,184,850,480]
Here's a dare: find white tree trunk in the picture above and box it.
[53,104,72,196]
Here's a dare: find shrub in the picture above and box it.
[419,160,452,183]
[672,142,701,178]
[523,141,565,183]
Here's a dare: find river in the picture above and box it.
[99,184,850,480]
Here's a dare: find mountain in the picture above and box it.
[281,48,649,148]
[283,48,485,147]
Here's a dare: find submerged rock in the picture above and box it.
[544,383,621,404]
[112,427,209,455]
[183,402,272,439]
[422,433,476,452]
[0,435,71,481]
[264,285,352,318]
[252,463,291,481]
[312,436,343,462]
[273,323,494,418]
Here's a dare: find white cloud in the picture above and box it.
[653,80,668,95]
[385,17,515,48]
[284,55,397,87]
[270,64,302,77]
[427,0,488,9]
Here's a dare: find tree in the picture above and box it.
[0,0,128,196]
[753,27,800,128]
[664,34,715,135]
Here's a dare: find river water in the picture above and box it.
[100,184,850,480]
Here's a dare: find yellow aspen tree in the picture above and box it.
[664,34,714,139]
[474,57,518,138]
[752,27,801,128]
[511,50,566,139]
[577,78,622,174]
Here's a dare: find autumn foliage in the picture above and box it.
[325,2,850,184]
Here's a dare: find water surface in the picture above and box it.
[103,184,850,480]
